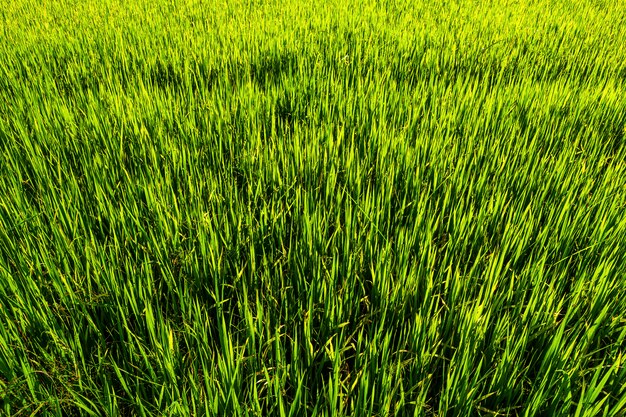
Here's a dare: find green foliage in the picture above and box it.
[1,0,625,415]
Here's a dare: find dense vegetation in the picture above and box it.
[1,0,625,415]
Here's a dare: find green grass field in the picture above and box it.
[1,0,626,415]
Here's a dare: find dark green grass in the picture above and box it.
[1,0,625,415]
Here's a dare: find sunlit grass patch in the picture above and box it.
[1,0,625,415]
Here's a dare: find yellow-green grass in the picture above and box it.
[1,0,625,415]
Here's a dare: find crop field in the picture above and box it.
[1,0,626,415]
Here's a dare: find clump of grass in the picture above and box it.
[1,0,625,415]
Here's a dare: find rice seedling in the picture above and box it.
[0,0,625,415]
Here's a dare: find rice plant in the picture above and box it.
[0,0,625,415]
